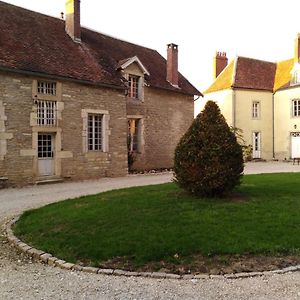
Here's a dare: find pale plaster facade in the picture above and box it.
[274,87,300,160]
[197,87,300,161]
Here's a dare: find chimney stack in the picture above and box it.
[214,52,228,78]
[294,33,300,64]
[65,0,81,42]
[167,43,179,87]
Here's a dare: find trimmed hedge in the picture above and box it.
[174,101,244,197]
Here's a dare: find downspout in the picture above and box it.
[272,92,275,159]
[232,57,238,128]
[232,89,236,128]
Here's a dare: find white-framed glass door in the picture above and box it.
[291,132,300,158]
[37,133,55,176]
[252,132,261,159]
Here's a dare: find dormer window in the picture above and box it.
[293,71,300,85]
[117,56,149,102]
[128,75,139,99]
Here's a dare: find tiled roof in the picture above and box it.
[233,57,276,91]
[273,58,294,91]
[204,60,234,94]
[0,1,201,96]
[205,56,294,94]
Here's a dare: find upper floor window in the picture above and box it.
[88,114,103,151]
[36,100,57,126]
[37,81,57,96]
[252,101,260,119]
[292,99,300,117]
[128,75,140,99]
[293,71,300,85]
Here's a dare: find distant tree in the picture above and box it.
[174,101,244,197]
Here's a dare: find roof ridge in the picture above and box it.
[236,55,275,65]
[0,0,64,20]
[81,26,157,53]
[1,1,158,53]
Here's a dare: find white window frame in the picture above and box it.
[37,81,57,96]
[36,100,57,126]
[293,71,300,85]
[292,99,300,117]
[87,114,103,151]
[252,101,260,119]
[128,74,140,99]
[81,109,109,153]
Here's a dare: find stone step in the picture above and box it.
[35,176,63,185]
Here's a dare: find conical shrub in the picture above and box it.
[174,101,244,197]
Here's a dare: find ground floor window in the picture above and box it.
[81,109,109,153]
[88,114,103,151]
[128,118,142,152]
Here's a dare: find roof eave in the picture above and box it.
[148,83,202,97]
[0,66,125,90]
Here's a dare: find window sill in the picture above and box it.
[127,97,143,102]
[85,151,108,159]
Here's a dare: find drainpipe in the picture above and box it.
[232,89,236,128]
[272,92,275,159]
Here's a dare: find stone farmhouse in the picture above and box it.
[198,35,300,161]
[0,0,201,187]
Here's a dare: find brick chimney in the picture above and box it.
[294,33,300,63]
[167,43,179,87]
[65,0,81,42]
[214,52,228,78]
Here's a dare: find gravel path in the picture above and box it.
[1,162,300,299]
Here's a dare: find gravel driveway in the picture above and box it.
[1,162,300,299]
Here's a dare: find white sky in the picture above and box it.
[2,0,300,93]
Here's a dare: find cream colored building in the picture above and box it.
[196,37,300,161]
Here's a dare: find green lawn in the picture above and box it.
[14,173,300,269]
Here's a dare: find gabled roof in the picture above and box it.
[117,56,150,76]
[0,1,201,96]
[234,57,276,91]
[205,56,294,94]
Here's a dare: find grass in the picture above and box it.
[14,173,300,269]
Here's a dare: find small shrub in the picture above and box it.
[174,101,244,197]
[231,127,253,162]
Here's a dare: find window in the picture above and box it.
[292,99,300,117]
[37,81,57,95]
[38,134,53,158]
[293,71,300,85]
[128,119,141,152]
[128,75,139,99]
[252,101,260,119]
[36,100,57,126]
[88,114,103,151]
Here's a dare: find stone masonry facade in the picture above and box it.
[127,87,194,171]
[0,72,128,187]
[0,71,194,187]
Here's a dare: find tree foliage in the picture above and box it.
[174,101,244,197]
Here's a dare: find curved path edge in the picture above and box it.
[5,215,300,281]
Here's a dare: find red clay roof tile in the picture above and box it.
[0,1,201,96]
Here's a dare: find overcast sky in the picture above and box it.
[2,0,300,93]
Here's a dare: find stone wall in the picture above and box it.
[126,87,194,170]
[0,70,194,187]
[0,72,128,187]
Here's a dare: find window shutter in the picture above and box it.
[102,114,109,152]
